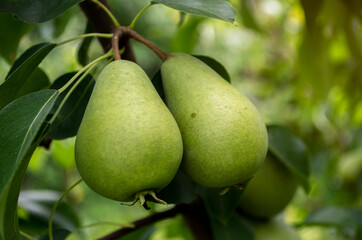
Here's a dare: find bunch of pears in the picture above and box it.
[75,53,268,204]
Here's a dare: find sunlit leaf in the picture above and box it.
[170,16,204,54]
[153,0,236,22]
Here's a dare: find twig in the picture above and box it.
[112,28,122,60]
[97,203,188,240]
[97,198,213,240]
[114,26,168,61]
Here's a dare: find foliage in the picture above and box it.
[0,0,361,239]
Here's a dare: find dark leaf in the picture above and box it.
[39,229,71,240]
[158,170,197,204]
[47,72,95,139]
[119,226,155,240]
[77,23,93,66]
[152,0,236,22]
[210,213,254,240]
[0,13,34,63]
[194,55,231,82]
[0,90,59,239]
[267,125,310,193]
[151,70,165,99]
[197,184,245,224]
[15,67,50,98]
[0,0,82,23]
[0,43,56,109]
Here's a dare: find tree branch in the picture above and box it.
[97,199,213,240]
[79,0,136,61]
[97,203,188,240]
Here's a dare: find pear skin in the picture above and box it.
[75,60,183,202]
[161,53,268,188]
[239,153,298,219]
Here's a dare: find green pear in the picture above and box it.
[161,53,268,188]
[239,153,298,219]
[75,60,183,203]
[249,218,301,240]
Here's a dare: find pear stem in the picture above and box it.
[112,26,168,61]
[112,27,123,60]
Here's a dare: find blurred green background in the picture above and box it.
[1,0,361,239]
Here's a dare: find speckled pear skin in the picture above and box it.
[161,53,268,188]
[75,60,183,202]
[239,153,298,219]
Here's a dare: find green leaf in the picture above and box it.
[47,72,95,140]
[18,190,79,231]
[240,0,263,33]
[0,13,34,63]
[0,90,59,239]
[153,0,236,22]
[151,70,165,99]
[197,185,245,224]
[158,170,197,204]
[77,24,94,66]
[170,16,204,54]
[119,226,155,240]
[15,67,50,98]
[0,43,56,110]
[0,0,82,23]
[210,213,254,240]
[267,125,310,193]
[303,206,362,237]
[39,229,70,240]
[194,55,231,82]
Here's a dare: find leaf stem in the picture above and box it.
[59,49,112,94]
[49,50,113,124]
[49,62,96,124]
[128,2,157,29]
[57,33,113,46]
[20,231,36,240]
[48,179,83,240]
[90,0,120,27]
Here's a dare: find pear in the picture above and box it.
[239,153,298,219]
[161,53,268,188]
[75,60,183,204]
